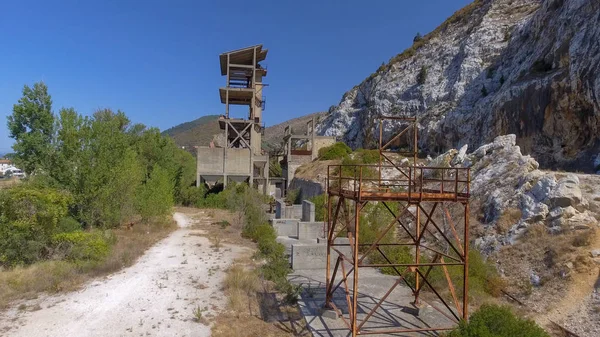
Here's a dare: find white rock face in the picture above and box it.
[317,0,600,171]
[431,134,596,253]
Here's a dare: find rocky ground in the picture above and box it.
[428,134,600,336]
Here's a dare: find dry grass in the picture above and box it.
[180,207,310,337]
[0,177,21,189]
[496,208,522,235]
[0,217,176,309]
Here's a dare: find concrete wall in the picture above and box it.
[197,147,224,174]
[313,136,336,156]
[297,222,323,240]
[290,178,325,201]
[302,200,315,222]
[272,219,299,238]
[225,148,251,175]
[291,238,351,270]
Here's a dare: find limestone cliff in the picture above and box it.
[317,0,600,171]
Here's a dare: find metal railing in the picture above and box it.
[326,164,470,201]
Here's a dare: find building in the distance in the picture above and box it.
[197,45,271,194]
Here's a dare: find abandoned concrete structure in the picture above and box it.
[197,45,272,194]
[281,116,335,190]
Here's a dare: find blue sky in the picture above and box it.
[0,0,471,153]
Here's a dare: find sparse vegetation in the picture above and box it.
[318,142,352,160]
[447,304,549,337]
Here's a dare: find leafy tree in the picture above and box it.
[7,82,54,174]
[136,165,174,223]
[413,32,423,42]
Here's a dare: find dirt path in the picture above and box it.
[0,211,247,337]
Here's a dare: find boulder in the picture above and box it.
[530,176,557,202]
[549,174,582,208]
[451,144,468,166]
[521,194,549,221]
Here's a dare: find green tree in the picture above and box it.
[136,165,174,222]
[7,82,55,174]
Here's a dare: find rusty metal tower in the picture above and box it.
[324,116,471,336]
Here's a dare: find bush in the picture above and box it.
[178,185,206,207]
[309,194,327,221]
[52,231,112,262]
[285,188,301,205]
[0,185,72,266]
[55,217,82,234]
[318,142,352,160]
[135,165,174,223]
[448,304,549,337]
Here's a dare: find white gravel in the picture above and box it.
[0,211,247,337]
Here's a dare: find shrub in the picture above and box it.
[309,194,327,221]
[318,142,352,160]
[356,149,380,164]
[285,188,301,205]
[52,231,112,262]
[448,304,549,337]
[135,165,174,223]
[0,186,72,266]
[178,185,206,207]
[55,217,82,234]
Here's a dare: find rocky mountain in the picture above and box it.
[318,0,600,172]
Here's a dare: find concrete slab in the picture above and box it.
[289,269,458,336]
[298,221,324,240]
[272,218,299,237]
[291,244,351,270]
[302,200,316,222]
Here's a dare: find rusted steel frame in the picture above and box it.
[332,247,354,266]
[325,194,333,306]
[415,254,441,296]
[330,267,354,299]
[327,196,344,245]
[413,117,418,164]
[415,204,420,302]
[357,268,409,331]
[454,168,459,201]
[418,204,464,262]
[325,256,341,307]
[381,202,416,242]
[418,296,460,323]
[415,268,461,322]
[357,203,410,265]
[442,202,465,256]
[351,199,360,336]
[415,202,438,245]
[332,202,368,244]
[440,256,462,318]
[333,243,416,247]
[340,258,354,324]
[381,126,410,151]
[380,152,411,180]
[463,202,470,319]
[378,119,383,188]
[361,262,464,267]
[329,302,352,330]
[375,247,416,292]
[419,245,463,263]
[359,326,454,335]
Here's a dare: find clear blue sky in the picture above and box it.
[0,0,471,153]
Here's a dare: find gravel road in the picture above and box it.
[0,211,244,337]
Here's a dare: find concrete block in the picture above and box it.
[298,222,324,240]
[272,219,299,238]
[291,205,303,219]
[275,199,285,219]
[317,237,350,245]
[302,200,316,222]
[291,243,351,270]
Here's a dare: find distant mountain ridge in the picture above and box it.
[162,115,220,155]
